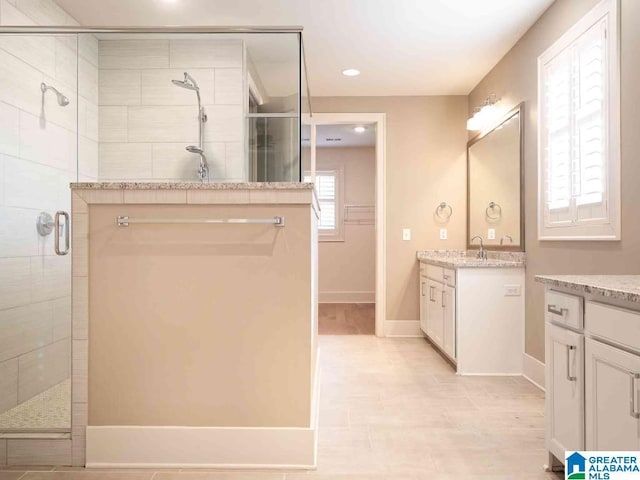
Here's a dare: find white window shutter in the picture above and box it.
[538,0,619,240]
[543,48,573,225]
[304,171,342,236]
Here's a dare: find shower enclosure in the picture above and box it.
[0,25,309,449]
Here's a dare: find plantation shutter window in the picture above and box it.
[538,0,619,240]
[304,170,343,240]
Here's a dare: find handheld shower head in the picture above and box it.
[186,145,203,154]
[41,83,69,107]
[171,72,200,92]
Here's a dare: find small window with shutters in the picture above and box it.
[304,170,343,240]
[538,0,620,240]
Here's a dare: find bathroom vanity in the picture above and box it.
[536,275,640,469]
[417,250,525,375]
[70,182,319,469]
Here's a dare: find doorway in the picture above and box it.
[303,113,386,336]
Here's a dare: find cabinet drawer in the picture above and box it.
[443,268,455,287]
[586,301,640,352]
[425,264,443,282]
[546,290,583,330]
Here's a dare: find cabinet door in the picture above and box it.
[546,322,584,461]
[419,277,428,334]
[586,337,640,450]
[442,285,456,360]
[426,279,444,348]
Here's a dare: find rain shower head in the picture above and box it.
[171,72,200,92]
[41,82,69,107]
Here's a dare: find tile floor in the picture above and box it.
[0,336,562,480]
[318,303,375,335]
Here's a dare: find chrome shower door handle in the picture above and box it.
[54,211,70,256]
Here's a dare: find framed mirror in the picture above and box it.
[467,103,524,251]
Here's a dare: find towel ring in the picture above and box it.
[485,201,502,220]
[435,202,453,220]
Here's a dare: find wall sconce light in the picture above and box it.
[467,94,501,131]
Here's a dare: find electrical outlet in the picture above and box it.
[488,228,496,240]
[504,284,521,296]
[402,228,411,241]
[439,228,448,240]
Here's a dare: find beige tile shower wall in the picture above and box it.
[97,39,245,183]
[88,203,313,427]
[468,0,640,362]
[0,0,96,417]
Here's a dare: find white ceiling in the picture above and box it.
[302,124,376,148]
[54,0,554,96]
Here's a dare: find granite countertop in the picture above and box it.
[416,249,526,269]
[535,275,640,304]
[70,182,315,190]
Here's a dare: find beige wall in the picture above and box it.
[469,0,640,361]
[303,146,376,302]
[88,203,316,427]
[310,97,468,320]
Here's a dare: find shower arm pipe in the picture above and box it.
[0,25,303,34]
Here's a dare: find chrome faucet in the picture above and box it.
[470,235,487,260]
[500,235,513,246]
[186,146,209,183]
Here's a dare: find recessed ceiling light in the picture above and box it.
[342,68,360,77]
[353,126,366,133]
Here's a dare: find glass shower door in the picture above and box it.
[0,33,78,434]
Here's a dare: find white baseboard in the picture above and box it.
[384,320,423,337]
[318,291,375,303]
[87,352,322,469]
[523,353,545,391]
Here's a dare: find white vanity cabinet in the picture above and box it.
[537,275,640,466]
[584,301,640,450]
[442,284,456,360]
[545,320,584,461]
[418,255,525,375]
[419,263,455,362]
[585,337,640,450]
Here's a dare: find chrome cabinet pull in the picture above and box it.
[429,285,436,302]
[441,290,445,308]
[548,304,568,316]
[421,282,425,297]
[54,211,70,256]
[630,373,640,419]
[565,345,577,381]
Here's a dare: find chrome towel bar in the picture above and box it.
[116,216,285,227]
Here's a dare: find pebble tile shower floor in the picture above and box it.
[0,380,70,431]
[0,336,563,479]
